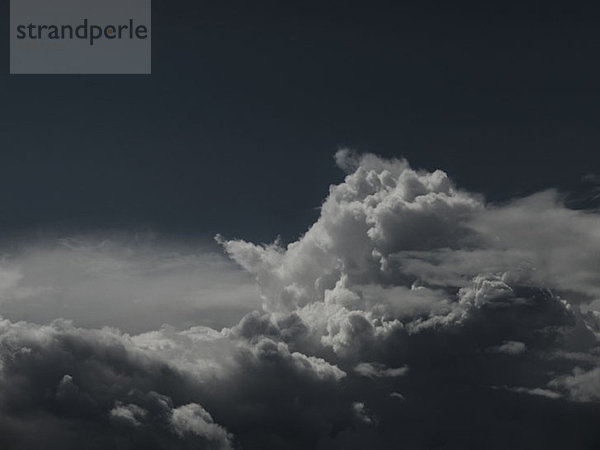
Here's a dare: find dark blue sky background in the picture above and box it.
[2,1,600,242]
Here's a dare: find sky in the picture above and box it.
[2,2,600,449]
[2,1,600,241]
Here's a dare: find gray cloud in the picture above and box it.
[110,402,148,427]
[489,340,527,355]
[218,151,600,448]
[354,362,408,378]
[0,236,259,333]
[1,152,600,449]
[550,366,600,402]
[170,403,233,449]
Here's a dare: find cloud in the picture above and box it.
[217,151,600,448]
[0,317,234,449]
[110,402,148,427]
[354,362,408,378]
[505,386,563,400]
[1,151,600,448]
[397,190,600,300]
[389,392,405,400]
[351,402,377,425]
[0,235,259,333]
[170,403,233,449]
[550,367,600,402]
[489,340,527,355]
[0,315,353,449]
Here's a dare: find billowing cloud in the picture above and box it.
[110,402,148,427]
[218,151,600,448]
[1,151,600,449]
[170,403,233,449]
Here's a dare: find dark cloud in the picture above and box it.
[1,152,600,448]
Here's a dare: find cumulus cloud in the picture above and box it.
[1,151,600,448]
[0,317,232,449]
[0,315,350,449]
[217,151,600,447]
[170,403,233,449]
[110,402,148,427]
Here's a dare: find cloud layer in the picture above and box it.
[0,236,260,333]
[1,151,600,449]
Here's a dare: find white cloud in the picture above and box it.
[0,236,259,333]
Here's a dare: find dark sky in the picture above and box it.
[2,1,600,242]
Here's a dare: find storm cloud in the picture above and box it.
[1,152,600,449]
